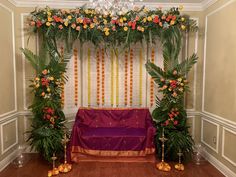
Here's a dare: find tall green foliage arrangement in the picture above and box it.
[21,44,68,161]
[145,26,197,161]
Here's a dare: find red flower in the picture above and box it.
[170,80,177,88]
[53,16,62,22]
[131,21,136,30]
[111,19,117,24]
[153,16,159,23]
[128,21,132,27]
[36,20,42,28]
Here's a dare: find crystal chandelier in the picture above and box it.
[89,0,143,15]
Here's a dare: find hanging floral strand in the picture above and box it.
[124,50,128,106]
[150,48,155,106]
[96,50,100,106]
[60,46,65,108]
[139,48,143,106]
[101,48,105,105]
[87,48,91,107]
[129,49,133,106]
[73,49,78,106]
[111,50,114,106]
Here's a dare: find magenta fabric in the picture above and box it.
[68,108,156,159]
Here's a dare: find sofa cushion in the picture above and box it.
[80,127,146,151]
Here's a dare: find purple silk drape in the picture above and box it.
[68,107,156,162]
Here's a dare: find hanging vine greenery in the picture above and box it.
[22,5,198,162]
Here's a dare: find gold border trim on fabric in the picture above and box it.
[71,146,155,157]
[79,107,150,110]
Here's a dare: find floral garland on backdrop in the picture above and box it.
[23,6,198,162]
[29,6,197,51]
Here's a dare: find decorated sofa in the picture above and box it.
[68,107,156,162]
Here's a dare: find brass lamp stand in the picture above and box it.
[175,149,184,171]
[47,153,59,177]
[156,128,171,172]
[58,133,72,173]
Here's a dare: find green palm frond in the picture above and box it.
[20,48,46,74]
[145,60,165,82]
[161,27,183,71]
[176,53,198,75]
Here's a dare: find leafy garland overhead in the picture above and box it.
[29,6,197,50]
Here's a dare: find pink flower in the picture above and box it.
[174,120,178,125]
[165,120,169,125]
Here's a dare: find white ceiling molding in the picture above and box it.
[7,0,218,11]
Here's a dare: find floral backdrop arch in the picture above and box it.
[22,5,198,162]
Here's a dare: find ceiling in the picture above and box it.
[141,0,205,3]
[7,0,217,11]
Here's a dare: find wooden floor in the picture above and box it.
[0,154,225,177]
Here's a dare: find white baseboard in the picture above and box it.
[0,149,18,172]
[203,149,236,177]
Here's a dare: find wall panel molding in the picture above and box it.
[0,149,18,172]
[202,0,236,126]
[0,3,17,118]
[222,127,236,167]
[0,118,18,154]
[201,117,219,153]
[203,149,236,177]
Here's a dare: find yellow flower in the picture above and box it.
[119,18,123,23]
[124,26,128,31]
[143,7,149,13]
[123,17,127,21]
[83,24,87,29]
[46,22,51,26]
[64,21,68,27]
[103,19,107,25]
[104,27,109,32]
[35,84,40,88]
[141,27,145,32]
[67,15,72,20]
[142,18,147,23]
[181,17,185,22]
[177,78,182,82]
[85,9,89,14]
[147,16,152,22]
[90,23,95,29]
[170,20,175,25]
[181,25,186,30]
[49,77,54,81]
[179,5,184,11]
[35,77,40,81]
[48,17,53,22]
[47,11,51,16]
[105,31,110,36]
[47,88,51,92]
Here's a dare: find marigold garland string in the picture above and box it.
[150,48,155,106]
[101,48,105,105]
[115,49,119,107]
[111,50,114,106]
[96,50,100,106]
[129,49,133,106]
[87,48,91,107]
[139,48,143,106]
[60,46,65,108]
[73,49,78,106]
[124,50,128,106]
